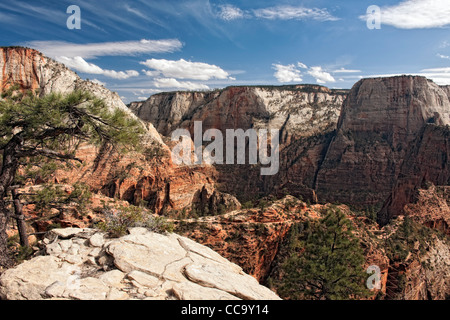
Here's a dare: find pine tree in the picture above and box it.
[0,89,144,268]
[281,207,369,300]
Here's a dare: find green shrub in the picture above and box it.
[279,208,370,300]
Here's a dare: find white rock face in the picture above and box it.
[0,228,281,300]
[128,86,347,140]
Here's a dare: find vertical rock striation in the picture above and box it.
[315,76,450,208]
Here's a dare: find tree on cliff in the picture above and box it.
[0,89,144,268]
[280,207,369,300]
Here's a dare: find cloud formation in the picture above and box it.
[307,66,336,84]
[217,4,245,21]
[26,39,183,59]
[272,64,303,82]
[140,58,232,81]
[437,53,450,60]
[332,68,362,73]
[153,78,210,91]
[56,56,139,80]
[253,5,338,21]
[360,0,450,29]
[217,4,338,22]
[272,63,336,84]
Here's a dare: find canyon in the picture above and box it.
[0,47,449,300]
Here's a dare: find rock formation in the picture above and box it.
[128,85,347,141]
[315,76,450,206]
[129,75,450,216]
[379,124,450,224]
[1,47,449,300]
[0,227,280,300]
[1,47,136,119]
[0,47,236,215]
[178,196,319,282]
[129,85,347,201]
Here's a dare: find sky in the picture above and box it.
[1,0,450,103]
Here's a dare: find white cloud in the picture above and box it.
[217,4,245,20]
[360,0,450,29]
[437,53,450,60]
[135,88,163,95]
[103,69,139,80]
[253,5,338,21]
[153,78,210,91]
[419,67,450,84]
[272,63,338,84]
[421,67,450,73]
[26,39,183,59]
[332,68,362,73]
[56,56,139,80]
[440,41,450,49]
[272,64,303,83]
[215,4,338,22]
[307,66,336,84]
[140,58,232,81]
[124,4,149,20]
[361,70,450,85]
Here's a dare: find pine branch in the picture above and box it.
[17,147,82,163]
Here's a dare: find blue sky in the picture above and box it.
[1,0,450,102]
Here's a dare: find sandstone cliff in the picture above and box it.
[379,125,450,224]
[0,47,237,216]
[129,85,347,202]
[315,76,450,207]
[2,47,449,300]
[128,85,347,142]
[2,47,131,116]
[130,75,450,216]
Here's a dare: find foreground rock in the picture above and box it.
[0,228,280,300]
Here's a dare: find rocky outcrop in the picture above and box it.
[403,185,450,236]
[2,47,127,114]
[131,76,450,214]
[128,85,347,142]
[129,85,346,202]
[0,47,237,216]
[379,125,450,224]
[178,196,322,281]
[315,76,450,207]
[0,227,280,300]
[0,47,163,145]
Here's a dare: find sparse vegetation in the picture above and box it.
[0,88,145,267]
[384,217,447,262]
[96,205,174,238]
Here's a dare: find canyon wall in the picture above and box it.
[0,47,236,215]
[130,76,450,218]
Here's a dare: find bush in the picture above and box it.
[97,205,174,238]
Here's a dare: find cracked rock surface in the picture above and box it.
[0,228,281,300]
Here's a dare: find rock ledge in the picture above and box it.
[0,228,280,300]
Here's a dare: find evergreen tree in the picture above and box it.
[0,89,144,268]
[281,207,369,300]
